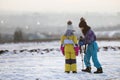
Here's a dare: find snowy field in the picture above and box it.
[0,41,120,80]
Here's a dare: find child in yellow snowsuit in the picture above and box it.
[60,20,78,73]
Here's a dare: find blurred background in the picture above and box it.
[0,0,120,43]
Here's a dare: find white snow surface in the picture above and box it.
[0,41,120,80]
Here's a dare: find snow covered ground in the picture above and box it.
[0,41,120,80]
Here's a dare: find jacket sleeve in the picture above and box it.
[85,30,96,44]
[61,36,64,44]
[73,36,78,44]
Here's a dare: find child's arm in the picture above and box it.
[60,36,64,45]
[60,36,65,56]
[73,36,79,56]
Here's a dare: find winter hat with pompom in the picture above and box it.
[67,20,75,31]
[79,17,88,28]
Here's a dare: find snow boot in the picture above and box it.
[82,67,91,73]
[94,67,103,74]
[72,71,77,73]
[65,71,70,73]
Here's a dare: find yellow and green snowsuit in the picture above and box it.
[61,35,78,72]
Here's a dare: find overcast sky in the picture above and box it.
[0,0,120,13]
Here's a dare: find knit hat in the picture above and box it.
[67,20,72,25]
[79,17,88,28]
[67,20,75,31]
[67,25,74,30]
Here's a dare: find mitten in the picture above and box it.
[79,41,84,46]
[60,44,64,55]
[74,44,79,56]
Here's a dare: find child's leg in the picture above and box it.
[70,51,77,72]
[65,52,71,72]
[84,45,92,67]
[91,42,101,68]
[92,52,101,68]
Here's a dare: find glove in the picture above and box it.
[74,44,79,56]
[60,44,64,56]
[79,41,84,46]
